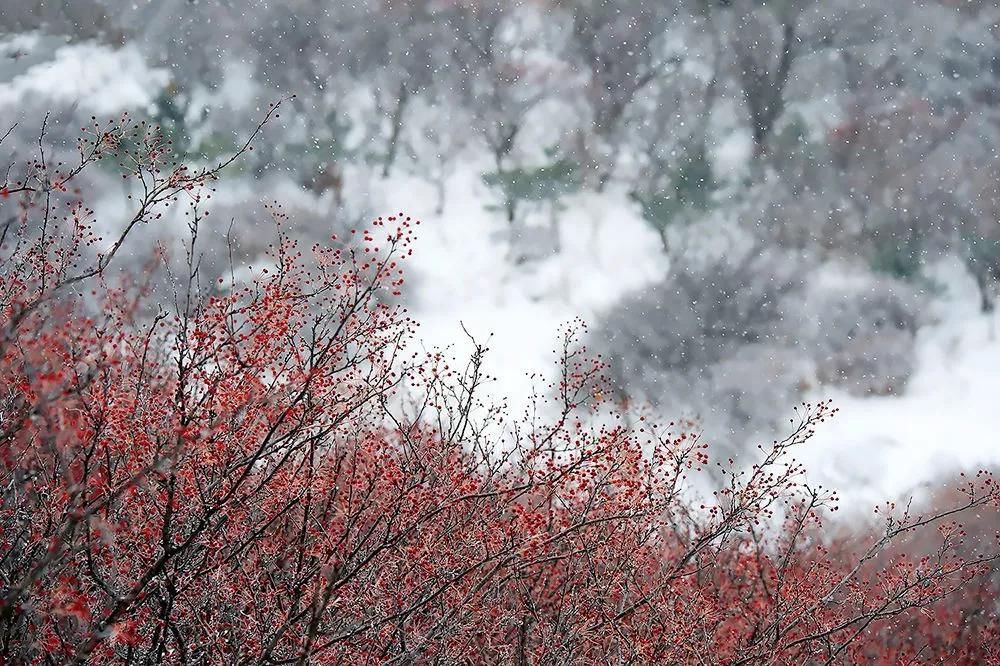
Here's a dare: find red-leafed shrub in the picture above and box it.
[1,113,998,664]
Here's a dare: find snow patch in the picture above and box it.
[371,165,666,415]
[802,257,1000,511]
[0,40,169,115]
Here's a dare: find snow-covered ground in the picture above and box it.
[381,166,1000,512]
[802,258,1000,510]
[0,35,169,114]
[369,166,667,413]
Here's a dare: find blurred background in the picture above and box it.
[2,0,999,510]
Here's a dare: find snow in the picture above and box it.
[376,165,1000,515]
[371,163,667,414]
[0,37,169,115]
[802,257,1000,511]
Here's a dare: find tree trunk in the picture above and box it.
[381,82,410,178]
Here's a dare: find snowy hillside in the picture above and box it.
[3,2,1000,517]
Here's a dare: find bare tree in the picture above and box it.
[718,0,805,158]
[556,0,683,189]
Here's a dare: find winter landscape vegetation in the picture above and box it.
[2,0,1000,662]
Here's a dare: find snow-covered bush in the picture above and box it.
[593,241,804,454]
[596,246,925,451]
[790,272,925,396]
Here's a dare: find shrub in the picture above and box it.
[0,115,998,664]
[594,241,806,449]
[789,272,924,396]
[629,140,716,253]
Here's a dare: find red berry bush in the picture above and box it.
[1,115,998,664]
